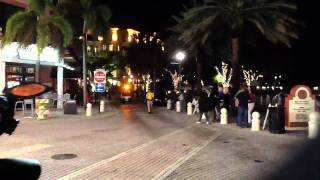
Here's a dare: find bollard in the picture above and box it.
[176,101,181,112]
[251,112,261,131]
[187,102,193,115]
[308,112,320,139]
[86,103,92,117]
[167,99,172,110]
[220,108,228,124]
[100,100,105,113]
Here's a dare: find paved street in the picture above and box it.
[0,100,309,179]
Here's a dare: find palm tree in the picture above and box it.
[172,0,301,88]
[1,0,73,82]
[60,0,111,106]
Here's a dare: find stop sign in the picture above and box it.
[94,70,106,83]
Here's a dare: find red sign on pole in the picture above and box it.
[94,70,106,83]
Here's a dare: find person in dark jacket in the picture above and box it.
[197,91,211,124]
[208,88,217,122]
[235,84,250,128]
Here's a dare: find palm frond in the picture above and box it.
[47,16,73,47]
[96,5,112,23]
[1,11,38,47]
[28,0,46,14]
[80,0,92,10]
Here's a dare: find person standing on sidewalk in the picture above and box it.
[146,89,154,114]
[248,86,257,126]
[235,84,249,128]
[197,91,211,124]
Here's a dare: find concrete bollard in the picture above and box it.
[220,108,228,124]
[176,101,181,112]
[251,112,261,131]
[100,100,105,113]
[167,100,172,110]
[308,112,320,139]
[187,102,193,115]
[86,103,92,117]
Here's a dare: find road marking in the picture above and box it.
[58,125,220,179]
[153,133,222,180]
[58,126,190,180]
[0,144,52,158]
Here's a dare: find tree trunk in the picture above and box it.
[152,56,156,95]
[196,56,202,95]
[82,21,88,108]
[231,37,241,90]
[35,50,40,82]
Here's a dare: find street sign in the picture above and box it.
[95,83,106,93]
[94,69,106,83]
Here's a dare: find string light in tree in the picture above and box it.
[214,61,233,88]
[242,66,263,86]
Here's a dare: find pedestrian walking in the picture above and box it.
[197,91,211,124]
[248,86,256,125]
[146,89,154,113]
[192,96,200,115]
[235,84,249,128]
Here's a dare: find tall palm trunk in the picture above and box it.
[35,50,40,82]
[152,56,156,95]
[196,56,202,95]
[231,37,241,89]
[82,21,88,107]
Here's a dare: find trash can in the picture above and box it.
[64,100,77,114]
[268,106,285,134]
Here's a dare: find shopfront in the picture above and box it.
[0,42,66,108]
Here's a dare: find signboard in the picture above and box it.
[95,83,106,93]
[94,69,106,83]
[285,85,316,128]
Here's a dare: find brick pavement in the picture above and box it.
[0,100,309,179]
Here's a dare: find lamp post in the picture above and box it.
[175,51,186,90]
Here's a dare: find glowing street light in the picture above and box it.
[175,51,186,62]
[175,51,186,90]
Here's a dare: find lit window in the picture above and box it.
[111,28,119,42]
[128,35,132,42]
[98,36,103,41]
[127,29,140,42]
[109,45,113,51]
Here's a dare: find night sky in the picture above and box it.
[1,0,318,86]
[100,0,318,86]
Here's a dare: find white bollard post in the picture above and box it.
[251,112,261,131]
[220,108,228,124]
[187,102,193,115]
[308,112,320,139]
[167,99,172,110]
[86,103,92,117]
[176,101,181,112]
[100,100,105,113]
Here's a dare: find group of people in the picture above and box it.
[146,83,261,128]
[165,84,258,128]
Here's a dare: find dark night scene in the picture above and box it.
[1,0,320,179]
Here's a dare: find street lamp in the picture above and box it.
[175,51,186,90]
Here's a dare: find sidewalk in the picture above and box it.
[165,107,308,140]
[2,103,310,179]
[163,108,308,179]
[14,100,118,121]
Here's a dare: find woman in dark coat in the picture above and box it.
[197,91,211,124]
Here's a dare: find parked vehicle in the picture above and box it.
[119,82,133,102]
